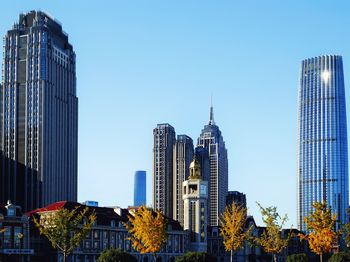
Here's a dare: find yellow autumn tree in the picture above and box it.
[220,202,252,262]
[124,206,167,261]
[299,202,337,262]
[255,203,291,262]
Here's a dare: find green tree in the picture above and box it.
[299,202,338,262]
[124,206,167,262]
[220,202,252,262]
[33,206,96,262]
[286,253,309,262]
[175,252,215,262]
[328,251,350,262]
[97,248,137,262]
[254,203,291,262]
[342,208,350,248]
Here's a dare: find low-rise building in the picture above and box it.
[28,201,188,262]
[0,200,33,262]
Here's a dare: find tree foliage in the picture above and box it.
[254,203,291,262]
[328,251,350,262]
[33,206,96,262]
[124,206,167,259]
[342,208,350,248]
[286,253,309,262]
[175,252,215,262]
[220,202,252,261]
[97,248,137,262]
[299,202,337,262]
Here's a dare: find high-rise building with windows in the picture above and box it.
[197,106,228,226]
[297,55,348,231]
[226,191,246,209]
[134,170,146,206]
[0,11,78,211]
[153,123,176,217]
[173,135,193,226]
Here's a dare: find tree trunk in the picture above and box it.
[153,253,157,262]
[63,253,67,262]
[273,254,277,262]
[320,253,322,262]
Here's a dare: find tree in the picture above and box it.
[286,253,309,262]
[342,208,350,248]
[124,205,167,261]
[299,202,338,262]
[328,251,350,262]
[0,228,7,262]
[175,252,215,262]
[254,203,291,262]
[97,248,137,262]
[219,202,252,262]
[33,206,96,262]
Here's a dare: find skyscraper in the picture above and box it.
[173,135,194,226]
[0,11,78,211]
[153,123,176,217]
[197,105,228,226]
[297,55,348,231]
[134,170,146,206]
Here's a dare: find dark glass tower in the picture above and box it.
[153,123,176,217]
[173,134,193,226]
[197,105,228,226]
[297,55,348,231]
[0,11,78,211]
[134,170,146,206]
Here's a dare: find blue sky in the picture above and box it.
[1,1,350,227]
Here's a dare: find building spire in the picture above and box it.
[209,95,215,125]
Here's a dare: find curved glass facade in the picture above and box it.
[297,55,348,231]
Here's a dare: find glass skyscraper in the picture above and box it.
[297,55,348,231]
[197,106,228,226]
[0,11,78,211]
[134,170,146,206]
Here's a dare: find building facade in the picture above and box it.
[153,124,176,217]
[134,171,146,207]
[226,191,247,209]
[173,135,194,226]
[197,106,228,226]
[297,55,349,231]
[0,11,78,211]
[29,201,188,262]
[183,157,208,252]
[0,201,33,261]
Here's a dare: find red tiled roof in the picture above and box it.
[26,201,68,216]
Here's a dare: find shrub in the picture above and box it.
[328,251,350,262]
[286,253,309,262]
[175,252,215,262]
[97,248,137,262]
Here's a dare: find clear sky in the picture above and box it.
[1,1,350,227]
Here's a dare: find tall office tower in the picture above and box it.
[297,55,348,231]
[134,170,146,206]
[197,105,228,226]
[153,124,176,217]
[173,135,194,226]
[183,157,208,252]
[0,11,78,211]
